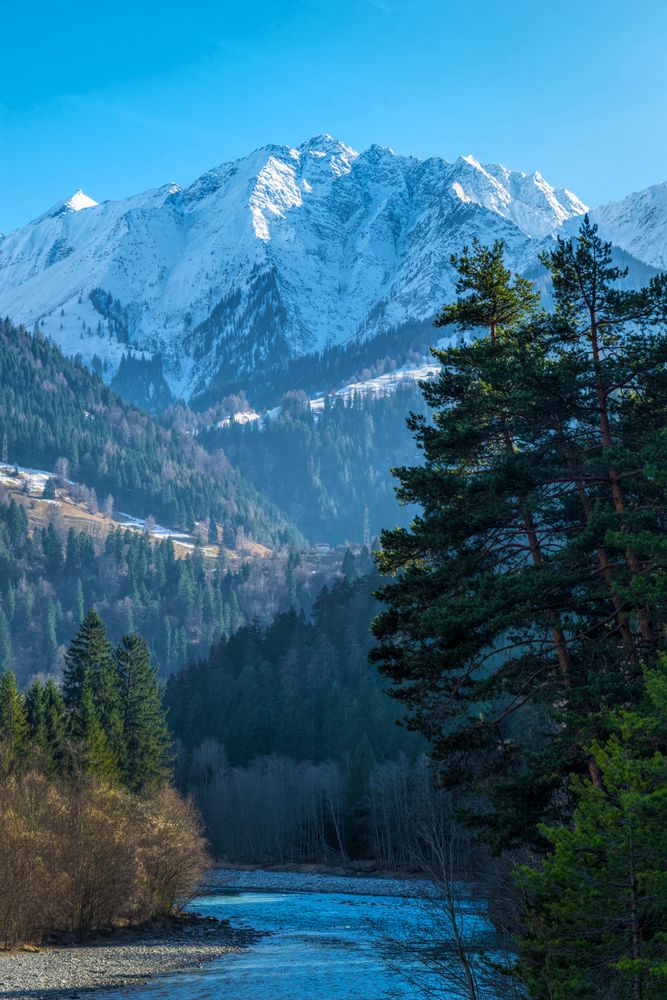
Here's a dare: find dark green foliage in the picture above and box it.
[0,670,29,772]
[110,353,173,413]
[0,318,293,543]
[0,605,11,670]
[1,613,171,792]
[25,678,66,776]
[62,610,121,776]
[192,315,435,410]
[435,237,540,336]
[0,499,305,681]
[166,572,420,768]
[62,613,171,788]
[63,610,116,737]
[517,665,667,999]
[371,220,667,849]
[41,478,57,500]
[116,634,171,792]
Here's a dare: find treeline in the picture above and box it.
[197,386,423,544]
[167,571,430,861]
[0,317,294,543]
[372,223,667,996]
[0,611,207,948]
[167,572,416,767]
[0,498,327,684]
[1,609,170,798]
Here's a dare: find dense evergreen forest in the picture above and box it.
[191,317,436,410]
[197,387,422,544]
[0,319,294,544]
[0,497,331,684]
[166,566,435,861]
[168,565,409,766]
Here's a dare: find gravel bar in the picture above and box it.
[0,915,252,1000]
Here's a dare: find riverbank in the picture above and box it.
[205,866,432,898]
[217,860,426,880]
[0,912,255,1000]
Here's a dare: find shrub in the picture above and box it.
[0,772,209,947]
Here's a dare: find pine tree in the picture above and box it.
[42,678,66,777]
[25,680,47,747]
[0,670,29,773]
[116,634,171,793]
[435,237,540,339]
[74,684,118,779]
[208,509,218,544]
[42,478,57,501]
[341,547,356,582]
[0,605,11,671]
[63,609,123,769]
[517,665,667,999]
[371,222,667,848]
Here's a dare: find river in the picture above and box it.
[95,869,496,1000]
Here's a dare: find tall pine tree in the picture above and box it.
[116,634,171,793]
[0,670,29,773]
[63,609,123,775]
[517,665,667,999]
[371,220,667,848]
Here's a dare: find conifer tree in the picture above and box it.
[26,678,66,776]
[0,670,29,772]
[341,547,356,582]
[116,634,171,793]
[0,605,11,671]
[25,680,47,747]
[63,609,123,769]
[75,684,118,779]
[371,221,667,847]
[517,665,667,999]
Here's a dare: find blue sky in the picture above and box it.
[1,0,666,231]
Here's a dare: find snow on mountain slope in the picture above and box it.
[217,357,441,429]
[309,359,440,413]
[589,181,667,271]
[0,136,587,400]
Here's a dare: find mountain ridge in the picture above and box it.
[0,136,585,400]
[0,135,662,406]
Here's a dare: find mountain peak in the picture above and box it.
[0,136,596,402]
[297,134,358,159]
[64,189,98,212]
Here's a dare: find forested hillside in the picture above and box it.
[198,387,424,544]
[0,496,331,684]
[166,565,430,861]
[0,319,294,545]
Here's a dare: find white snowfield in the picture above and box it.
[0,135,590,400]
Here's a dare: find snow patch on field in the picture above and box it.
[0,464,54,493]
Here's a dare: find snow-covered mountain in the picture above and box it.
[0,135,589,401]
[589,180,667,272]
